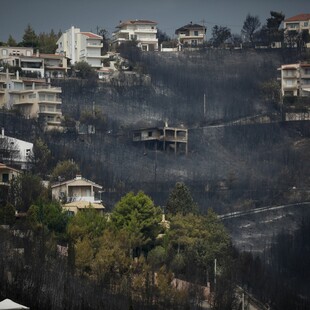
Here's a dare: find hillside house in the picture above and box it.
[133,125,188,155]
[278,63,310,121]
[0,69,63,131]
[0,163,20,186]
[278,63,310,97]
[112,20,158,51]
[175,22,206,48]
[0,129,33,170]
[284,14,310,34]
[56,26,104,69]
[51,174,103,205]
[283,14,310,48]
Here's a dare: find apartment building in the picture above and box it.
[112,20,158,51]
[278,63,310,97]
[0,70,63,131]
[56,26,104,68]
[175,22,206,47]
[0,47,68,78]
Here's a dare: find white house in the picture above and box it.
[0,128,33,170]
[278,63,310,97]
[112,20,158,51]
[56,26,104,68]
[175,22,206,48]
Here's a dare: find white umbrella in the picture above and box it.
[0,299,29,310]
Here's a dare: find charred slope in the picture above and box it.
[48,49,309,212]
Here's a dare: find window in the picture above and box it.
[148,131,153,137]
[2,173,9,183]
[285,79,294,86]
[194,31,199,36]
[2,49,7,56]
[304,22,308,27]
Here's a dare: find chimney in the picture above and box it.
[1,128,4,137]
[76,175,82,180]
[36,49,39,57]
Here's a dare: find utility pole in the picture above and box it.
[214,258,217,289]
[203,93,206,118]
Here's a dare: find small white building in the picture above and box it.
[56,26,104,68]
[51,175,103,204]
[112,20,158,51]
[0,128,33,170]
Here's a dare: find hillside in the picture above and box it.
[45,48,310,212]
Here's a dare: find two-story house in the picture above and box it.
[0,163,20,186]
[51,175,104,214]
[0,69,63,131]
[278,63,310,121]
[112,20,158,51]
[284,14,310,35]
[278,63,310,97]
[175,22,206,48]
[56,26,104,69]
[284,14,310,48]
[132,125,188,155]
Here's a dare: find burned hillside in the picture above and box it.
[39,49,309,212]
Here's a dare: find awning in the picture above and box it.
[0,299,29,310]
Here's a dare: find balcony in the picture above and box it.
[87,43,103,48]
[134,29,157,34]
[39,110,62,116]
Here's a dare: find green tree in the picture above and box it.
[73,61,97,80]
[22,24,38,47]
[31,138,52,177]
[50,160,80,183]
[0,203,15,225]
[7,35,17,47]
[266,11,285,43]
[241,14,261,44]
[166,182,197,215]
[37,30,59,54]
[97,27,109,54]
[27,201,69,235]
[8,173,49,212]
[67,208,107,242]
[111,191,162,255]
[211,25,231,47]
[92,229,131,281]
[166,211,230,281]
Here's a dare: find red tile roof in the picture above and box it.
[285,14,310,22]
[80,32,102,39]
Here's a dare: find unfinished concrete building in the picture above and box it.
[132,126,188,155]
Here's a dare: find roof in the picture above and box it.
[175,23,206,33]
[51,175,102,189]
[39,53,65,59]
[63,201,105,213]
[80,32,103,39]
[117,20,157,28]
[0,163,21,174]
[285,14,310,22]
[0,299,29,310]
